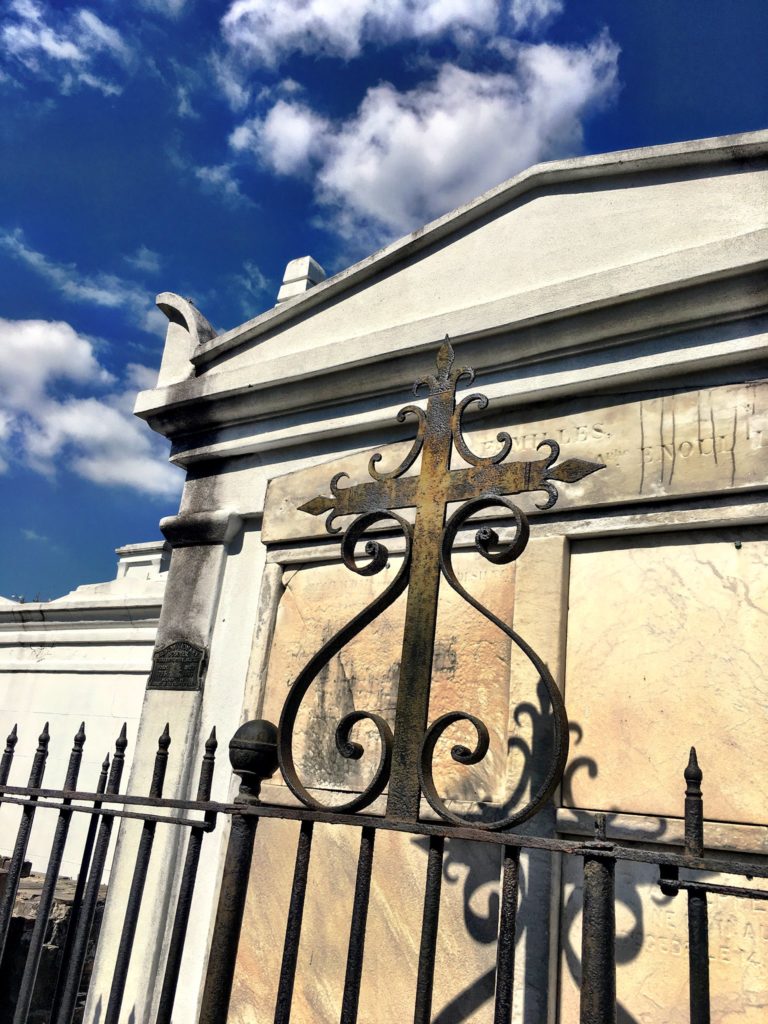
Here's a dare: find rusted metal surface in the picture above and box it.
[286,340,603,825]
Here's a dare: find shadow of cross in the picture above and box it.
[297,339,604,823]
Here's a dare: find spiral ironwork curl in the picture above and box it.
[278,510,412,813]
[451,393,513,467]
[368,405,426,480]
[418,495,570,829]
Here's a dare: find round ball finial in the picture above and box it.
[229,719,279,799]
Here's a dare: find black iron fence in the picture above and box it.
[3,345,766,1023]
[0,719,766,1024]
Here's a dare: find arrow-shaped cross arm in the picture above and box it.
[299,474,420,519]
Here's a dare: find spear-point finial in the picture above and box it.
[74,722,86,748]
[206,726,218,754]
[685,746,703,788]
[102,752,111,772]
[5,724,18,751]
[116,723,128,753]
[38,722,51,749]
[684,746,704,858]
[159,723,171,751]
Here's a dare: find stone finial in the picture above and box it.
[276,255,326,304]
[155,292,217,388]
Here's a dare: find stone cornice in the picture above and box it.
[135,241,768,464]
[190,130,768,369]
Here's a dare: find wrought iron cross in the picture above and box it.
[295,340,603,823]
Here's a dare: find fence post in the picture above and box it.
[684,747,710,1024]
[197,719,278,1024]
[579,813,616,1024]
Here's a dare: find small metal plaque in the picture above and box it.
[147,641,206,691]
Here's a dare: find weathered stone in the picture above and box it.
[263,381,768,544]
[564,527,768,824]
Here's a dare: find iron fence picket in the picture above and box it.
[340,826,376,1024]
[0,724,50,964]
[13,724,86,1024]
[274,820,314,1024]
[52,724,128,1024]
[0,723,17,786]
[155,727,218,1024]
[493,845,520,1024]
[49,752,110,1019]
[413,833,445,1024]
[104,725,171,1024]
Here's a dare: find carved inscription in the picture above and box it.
[147,640,205,691]
[263,381,768,543]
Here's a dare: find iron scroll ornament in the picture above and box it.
[279,339,604,826]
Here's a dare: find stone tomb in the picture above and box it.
[227,372,768,1023]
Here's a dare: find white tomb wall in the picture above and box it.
[79,132,768,1022]
[0,542,168,878]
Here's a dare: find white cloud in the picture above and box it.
[68,71,122,97]
[0,229,162,334]
[509,0,563,33]
[0,317,180,497]
[234,35,618,244]
[230,100,329,174]
[221,0,499,66]
[1,1,130,94]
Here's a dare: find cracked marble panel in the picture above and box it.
[564,528,768,824]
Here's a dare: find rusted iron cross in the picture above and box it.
[300,340,603,822]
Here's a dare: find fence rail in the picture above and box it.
[0,720,765,1024]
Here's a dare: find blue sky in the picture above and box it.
[0,0,766,600]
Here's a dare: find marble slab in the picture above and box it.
[564,526,768,825]
[558,855,768,1023]
[229,820,505,1024]
[262,381,768,543]
[258,550,527,808]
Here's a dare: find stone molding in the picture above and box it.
[159,509,243,547]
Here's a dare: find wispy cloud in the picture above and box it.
[234,259,272,316]
[194,163,253,206]
[509,0,564,34]
[1,1,130,94]
[0,317,180,497]
[0,229,162,334]
[124,245,162,275]
[231,33,619,248]
[22,528,49,543]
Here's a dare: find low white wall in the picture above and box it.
[0,542,167,878]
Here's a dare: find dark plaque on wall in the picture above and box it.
[147,641,206,691]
